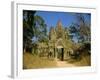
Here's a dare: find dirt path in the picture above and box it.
[56,59,75,67]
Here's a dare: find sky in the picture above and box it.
[35,10,91,32]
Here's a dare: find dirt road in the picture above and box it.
[56,59,75,67]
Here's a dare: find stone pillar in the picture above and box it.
[55,48,57,60]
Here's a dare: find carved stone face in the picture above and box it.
[56,38,63,48]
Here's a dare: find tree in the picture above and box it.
[77,14,90,42]
[23,10,48,53]
[23,10,36,53]
[69,14,91,43]
[33,15,48,43]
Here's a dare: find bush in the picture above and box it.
[81,42,91,55]
[70,42,91,60]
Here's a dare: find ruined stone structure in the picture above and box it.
[48,20,73,60]
[35,20,74,61]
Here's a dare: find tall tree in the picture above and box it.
[23,10,36,53]
[23,10,48,53]
[33,15,48,43]
[69,14,91,43]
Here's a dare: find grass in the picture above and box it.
[67,55,91,66]
[75,55,91,66]
[23,52,57,69]
[23,52,91,69]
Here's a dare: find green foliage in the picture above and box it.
[23,10,36,53]
[34,15,48,42]
[80,42,91,54]
[69,14,91,43]
[23,10,48,53]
